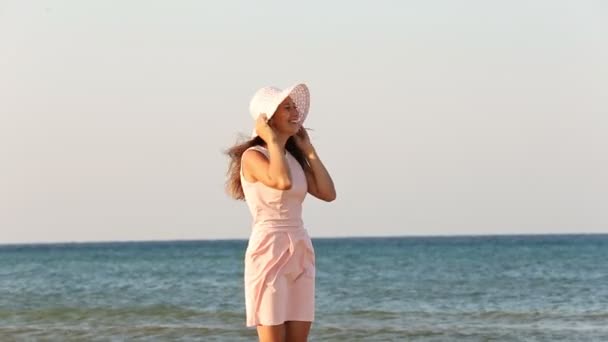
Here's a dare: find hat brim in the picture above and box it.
[251,83,310,138]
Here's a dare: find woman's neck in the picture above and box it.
[274,133,290,148]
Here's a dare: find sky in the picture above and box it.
[1,0,607,244]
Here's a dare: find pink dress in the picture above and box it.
[241,145,316,327]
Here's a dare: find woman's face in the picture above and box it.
[269,96,301,136]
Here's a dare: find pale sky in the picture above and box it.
[1,0,607,244]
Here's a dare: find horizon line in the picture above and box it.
[1,231,607,247]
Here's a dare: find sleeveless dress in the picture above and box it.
[240,145,316,327]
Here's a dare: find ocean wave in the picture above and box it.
[0,305,242,324]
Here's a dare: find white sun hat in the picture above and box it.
[249,83,310,138]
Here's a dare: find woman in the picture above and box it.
[225,83,336,342]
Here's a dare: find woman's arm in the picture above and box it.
[302,146,336,202]
[242,115,293,190]
[243,141,293,190]
[294,127,336,201]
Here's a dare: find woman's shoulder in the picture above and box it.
[243,145,268,157]
[241,145,269,169]
[241,145,269,184]
[247,144,267,151]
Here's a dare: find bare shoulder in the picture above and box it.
[242,147,269,182]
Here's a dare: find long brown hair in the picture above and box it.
[224,134,309,200]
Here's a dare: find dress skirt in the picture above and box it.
[244,226,316,327]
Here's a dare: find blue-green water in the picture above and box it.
[1,234,607,341]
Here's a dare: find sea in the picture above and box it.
[1,234,607,341]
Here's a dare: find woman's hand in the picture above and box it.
[255,114,277,143]
[293,126,314,154]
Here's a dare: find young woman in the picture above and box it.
[225,83,336,342]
